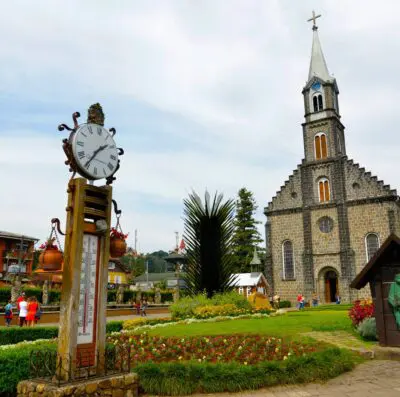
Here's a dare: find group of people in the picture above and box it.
[3,292,42,327]
[134,298,148,317]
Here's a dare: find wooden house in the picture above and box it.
[351,234,400,347]
[0,231,39,278]
[229,272,270,298]
[108,259,130,287]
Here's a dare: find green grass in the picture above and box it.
[146,311,353,338]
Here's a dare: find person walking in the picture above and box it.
[18,296,28,327]
[26,297,39,327]
[4,299,13,327]
[141,298,148,317]
[34,299,42,325]
[312,293,319,307]
[135,300,140,315]
[16,292,25,311]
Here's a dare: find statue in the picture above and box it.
[155,287,161,304]
[87,103,105,126]
[388,273,400,329]
[116,285,124,304]
[11,276,22,303]
[136,288,141,303]
[42,280,49,305]
[173,285,180,302]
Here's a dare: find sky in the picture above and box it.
[0,1,399,253]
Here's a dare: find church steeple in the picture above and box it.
[302,11,345,163]
[308,11,332,83]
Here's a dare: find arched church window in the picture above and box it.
[318,94,323,110]
[314,133,328,160]
[312,93,324,112]
[313,96,318,112]
[365,233,380,262]
[318,178,330,203]
[282,240,294,280]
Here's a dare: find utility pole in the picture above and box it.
[174,231,179,251]
[134,229,138,253]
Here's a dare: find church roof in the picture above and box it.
[308,24,333,83]
[228,273,267,287]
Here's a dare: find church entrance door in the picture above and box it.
[324,270,338,303]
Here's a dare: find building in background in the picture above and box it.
[0,231,39,280]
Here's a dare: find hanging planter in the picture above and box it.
[38,222,64,271]
[109,200,128,258]
[110,227,128,258]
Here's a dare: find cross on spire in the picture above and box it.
[307,10,321,30]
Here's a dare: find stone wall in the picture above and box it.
[17,373,138,397]
[348,201,398,299]
[269,212,305,301]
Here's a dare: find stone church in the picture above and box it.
[264,17,400,304]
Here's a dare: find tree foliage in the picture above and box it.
[232,187,264,273]
[183,191,236,298]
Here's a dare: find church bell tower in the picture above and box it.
[302,11,346,165]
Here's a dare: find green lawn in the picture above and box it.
[146,310,353,338]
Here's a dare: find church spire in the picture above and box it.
[307,11,332,82]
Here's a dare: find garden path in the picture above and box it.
[177,360,400,397]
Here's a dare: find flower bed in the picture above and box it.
[348,299,374,326]
[107,333,320,365]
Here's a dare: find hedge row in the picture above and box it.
[107,290,173,303]
[0,345,356,395]
[0,287,173,306]
[0,321,123,346]
[0,288,62,305]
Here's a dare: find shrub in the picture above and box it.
[357,317,377,341]
[107,290,117,302]
[123,318,148,330]
[135,348,356,395]
[247,292,272,310]
[0,288,11,305]
[48,290,61,304]
[161,292,173,303]
[0,340,56,393]
[211,291,253,311]
[279,301,291,308]
[0,322,123,345]
[193,304,243,319]
[123,290,135,303]
[348,299,374,326]
[0,327,58,346]
[170,292,254,320]
[170,293,209,320]
[106,321,123,333]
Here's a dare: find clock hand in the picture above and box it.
[84,145,108,168]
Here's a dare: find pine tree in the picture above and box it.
[232,188,264,273]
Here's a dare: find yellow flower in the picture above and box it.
[283,356,288,360]
[244,362,248,365]
[178,356,183,360]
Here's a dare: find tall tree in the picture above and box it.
[183,191,236,298]
[232,187,264,273]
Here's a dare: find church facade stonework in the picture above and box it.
[264,19,400,304]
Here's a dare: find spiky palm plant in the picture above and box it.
[183,191,236,298]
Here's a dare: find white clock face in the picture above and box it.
[71,123,118,179]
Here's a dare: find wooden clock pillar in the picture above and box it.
[56,177,112,381]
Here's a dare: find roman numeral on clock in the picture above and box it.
[97,127,102,136]
[94,167,97,176]
[77,141,84,147]
[78,151,85,159]
[107,162,114,171]
[110,155,116,160]
[88,126,93,134]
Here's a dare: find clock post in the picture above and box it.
[55,104,124,381]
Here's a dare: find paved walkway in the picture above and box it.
[181,360,400,397]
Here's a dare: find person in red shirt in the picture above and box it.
[16,292,25,311]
